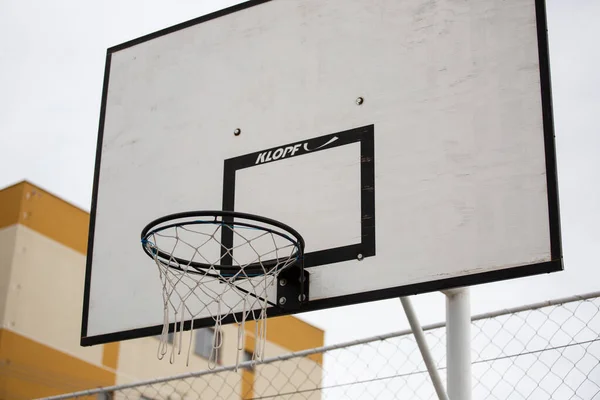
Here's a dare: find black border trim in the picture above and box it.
[81,0,563,346]
[81,53,112,345]
[535,0,563,262]
[81,259,562,346]
[108,0,273,54]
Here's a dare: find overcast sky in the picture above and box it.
[1,0,599,346]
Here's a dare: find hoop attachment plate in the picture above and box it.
[276,268,310,311]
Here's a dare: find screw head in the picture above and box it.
[279,278,287,287]
[234,128,241,136]
[356,97,364,105]
[357,253,364,261]
[278,297,287,306]
[298,294,307,302]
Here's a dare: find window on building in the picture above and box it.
[242,349,255,371]
[154,332,175,344]
[194,327,222,363]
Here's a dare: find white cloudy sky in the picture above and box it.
[0,0,598,346]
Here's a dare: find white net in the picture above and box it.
[141,213,303,369]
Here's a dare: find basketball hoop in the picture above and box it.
[140,211,306,367]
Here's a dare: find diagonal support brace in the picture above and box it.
[400,296,450,400]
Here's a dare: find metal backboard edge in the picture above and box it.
[81,0,562,346]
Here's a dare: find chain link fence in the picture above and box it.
[44,292,600,400]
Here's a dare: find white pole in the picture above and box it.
[400,297,449,400]
[444,287,472,400]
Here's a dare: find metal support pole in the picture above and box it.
[400,297,449,400]
[444,287,472,400]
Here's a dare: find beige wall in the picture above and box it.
[246,331,323,400]
[117,335,214,383]
[0,226,17,327]
[3,224,104,367]
[116,325,252,399]
[116,323,322,399]
[117,336,243,398]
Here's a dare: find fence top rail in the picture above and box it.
[40,290,600,400]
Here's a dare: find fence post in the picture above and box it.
[444,287,472,400]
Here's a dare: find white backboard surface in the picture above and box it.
[82,0,562,345]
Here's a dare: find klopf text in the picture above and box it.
[254,136,339,165]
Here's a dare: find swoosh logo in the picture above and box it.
[303,136,339,152]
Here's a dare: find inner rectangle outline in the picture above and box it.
[222,124,376,268]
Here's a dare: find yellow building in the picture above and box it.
[0,181,323,400]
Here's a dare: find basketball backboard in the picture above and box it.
[82,0,562,345]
